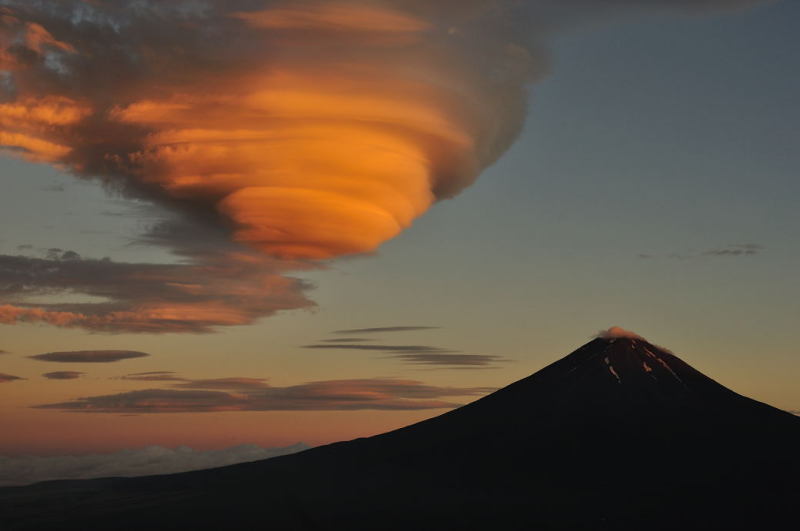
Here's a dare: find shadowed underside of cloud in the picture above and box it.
[0,443,310,487]
[42,371,83,380]
[304,343,507,368]
[36,378,494,413]
[0,372,24,383]
[30,350,149,363]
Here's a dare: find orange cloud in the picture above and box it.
[36,377,494,413]
[0,244,314,333]
[0,1,508,261]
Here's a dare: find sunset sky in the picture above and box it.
[1,0,798,466]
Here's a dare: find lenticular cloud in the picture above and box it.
[0,0,537,259]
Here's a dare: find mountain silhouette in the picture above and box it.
[2,330,799,530]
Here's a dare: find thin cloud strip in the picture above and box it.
[117,371,187,383]
[30,350,149,363]
[639,243,765,260]
[704,243,764,256]
[332,326,441,334]
[42,371,84,380]
[304,343,506,368]
[36,378,494,413]
[0,372,24,383]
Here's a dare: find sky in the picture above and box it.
[0,0,798,476]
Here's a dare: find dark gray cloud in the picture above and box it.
[0,443,310,487]
[704,244,764,256]
[30,350,149,363]
[333,326,441,335]
[42,371,84,380]
[0,372,24,383]
[306,344,450,353]
[117,371,186,382]
[36,378,494,413]
[639,243,765,260]
[390,352,506,367]
[321,338,373,343]
[174,377,270,390]
[304,343,507,368]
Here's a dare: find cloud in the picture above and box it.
[174,377,270,390]
[0,372,24,383]
[117,371,187,382]
[0,349,8,354]
[0,442,310,487]
[304,342,506,368]
[704,244,764,256]
[0,0,535,260]
[30,350,149,363]
[0,226,315,333]
[42,371,83,380]
[36,378,494,413]
[333,326,440,334]
[639,243,765,260]
[321,338,372,343]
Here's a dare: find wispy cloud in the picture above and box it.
[0,443,310,487]
[117,371,186,382]
[0,224,315,333]
[30,350,149,363]
[305,340,507,368]
[36,378,494,413]
[43,371,84,380]
[320,338,373,343]
[639,243,765,260]
[332,326,440,335]
[174,377,270,390]
[703,243,764,256]
[0,372,24,383]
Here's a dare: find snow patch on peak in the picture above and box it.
[597,326,644,341]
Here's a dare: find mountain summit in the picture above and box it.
[2,331,799,530]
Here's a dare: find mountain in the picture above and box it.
[2,329,799,530]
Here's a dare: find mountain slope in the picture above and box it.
[2,332,798,530]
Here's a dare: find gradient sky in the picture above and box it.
[1,0,798,457]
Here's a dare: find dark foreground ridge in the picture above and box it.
[2,334,799,530]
